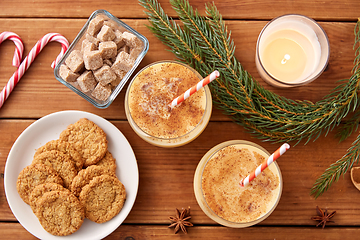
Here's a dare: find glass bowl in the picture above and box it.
[54,9,149,108]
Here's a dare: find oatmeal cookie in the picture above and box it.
[34,139,84,171]
[16,164,63,205]
[32,150,77,188]
[70,165,115,197]
[95,150,117,174]
[29,182,69,213]
[59,118,108,167]
[79,175,126,223]
[35,190,85,236]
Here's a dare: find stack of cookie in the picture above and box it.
[16,118,126,236]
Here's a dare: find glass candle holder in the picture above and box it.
[255,14,330,88]
[125,60,212,148]
[194,140,283,228]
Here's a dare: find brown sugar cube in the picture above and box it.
[113,50,129,64]
[103,20,118,31]
[103,59,113,66]
[91,83,112,101]
[65,50,84,73]
[85,33,100,46]
[97,25,115,42]
[93,65,117,85]
[129,46,143,60]
[77,71,97,92]
[110,69,126,89]
[82,39,97,53]
[110,77,121,90]
[111,51,135,75]
[99,41,117,59]
[113,30,125,49]
[122,31,143,48]
[59,64,79,82]
[71,81,81,91]
[110,72,125,89]
[83,50,103,71]
[119,45,130,54]
[111,45,129,63]
[87,15,106,36]
[114,69,126,80]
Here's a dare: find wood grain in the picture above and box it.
[0,19,357,119]
[1,223,360,239]
[1,120,359,226]
[0,0,359,21]
[1,0,360,238]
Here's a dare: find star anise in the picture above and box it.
[311,206,336,228]
[168,207,193,234]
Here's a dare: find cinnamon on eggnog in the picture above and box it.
[194,140,282,227]
[125,61,212,147]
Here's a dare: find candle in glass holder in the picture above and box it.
[255,14,330,88]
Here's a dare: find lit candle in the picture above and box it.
[255,14,330,87]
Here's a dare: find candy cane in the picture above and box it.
[0,31,24,67]
[0,33,69,109]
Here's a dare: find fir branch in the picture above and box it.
[336,113,360,142]
[138,0,206,69]
[141,0,360,141]
[311,132,360,198]
[310,19,360,198]
[171,0,360,144]
[139,0,360,196]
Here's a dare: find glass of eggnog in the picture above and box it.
[194,140,283,227]
[125,60,212,147]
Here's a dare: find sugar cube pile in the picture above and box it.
[59,14,143,101]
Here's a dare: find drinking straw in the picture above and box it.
[0,31,24,67]
[240,143,290,187]
[0,33,69,109]
[171,70,220,107]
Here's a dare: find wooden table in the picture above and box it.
[1,0,360,239]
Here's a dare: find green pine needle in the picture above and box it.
[139,0,360,197]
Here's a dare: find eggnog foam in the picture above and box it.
[128,62,206,139]
[202,144,280,223]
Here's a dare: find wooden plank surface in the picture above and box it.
[1,120,359,226]
[0,19,357,119]
[0,0,359,21]
[1,223,360,240]
[1,0,360,238]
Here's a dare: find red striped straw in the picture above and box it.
[171,70,220,107]
[0,31,24,67]
[0,33,69,109]
[240,143,290,187]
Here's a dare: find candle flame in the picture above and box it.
[281,54,291,64]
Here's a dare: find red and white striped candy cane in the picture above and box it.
[171,70,220,108]
[240,143,290,187]
[0,31,24,67]
[0,33,69,109]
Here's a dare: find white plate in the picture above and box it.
[4,110,139,240]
